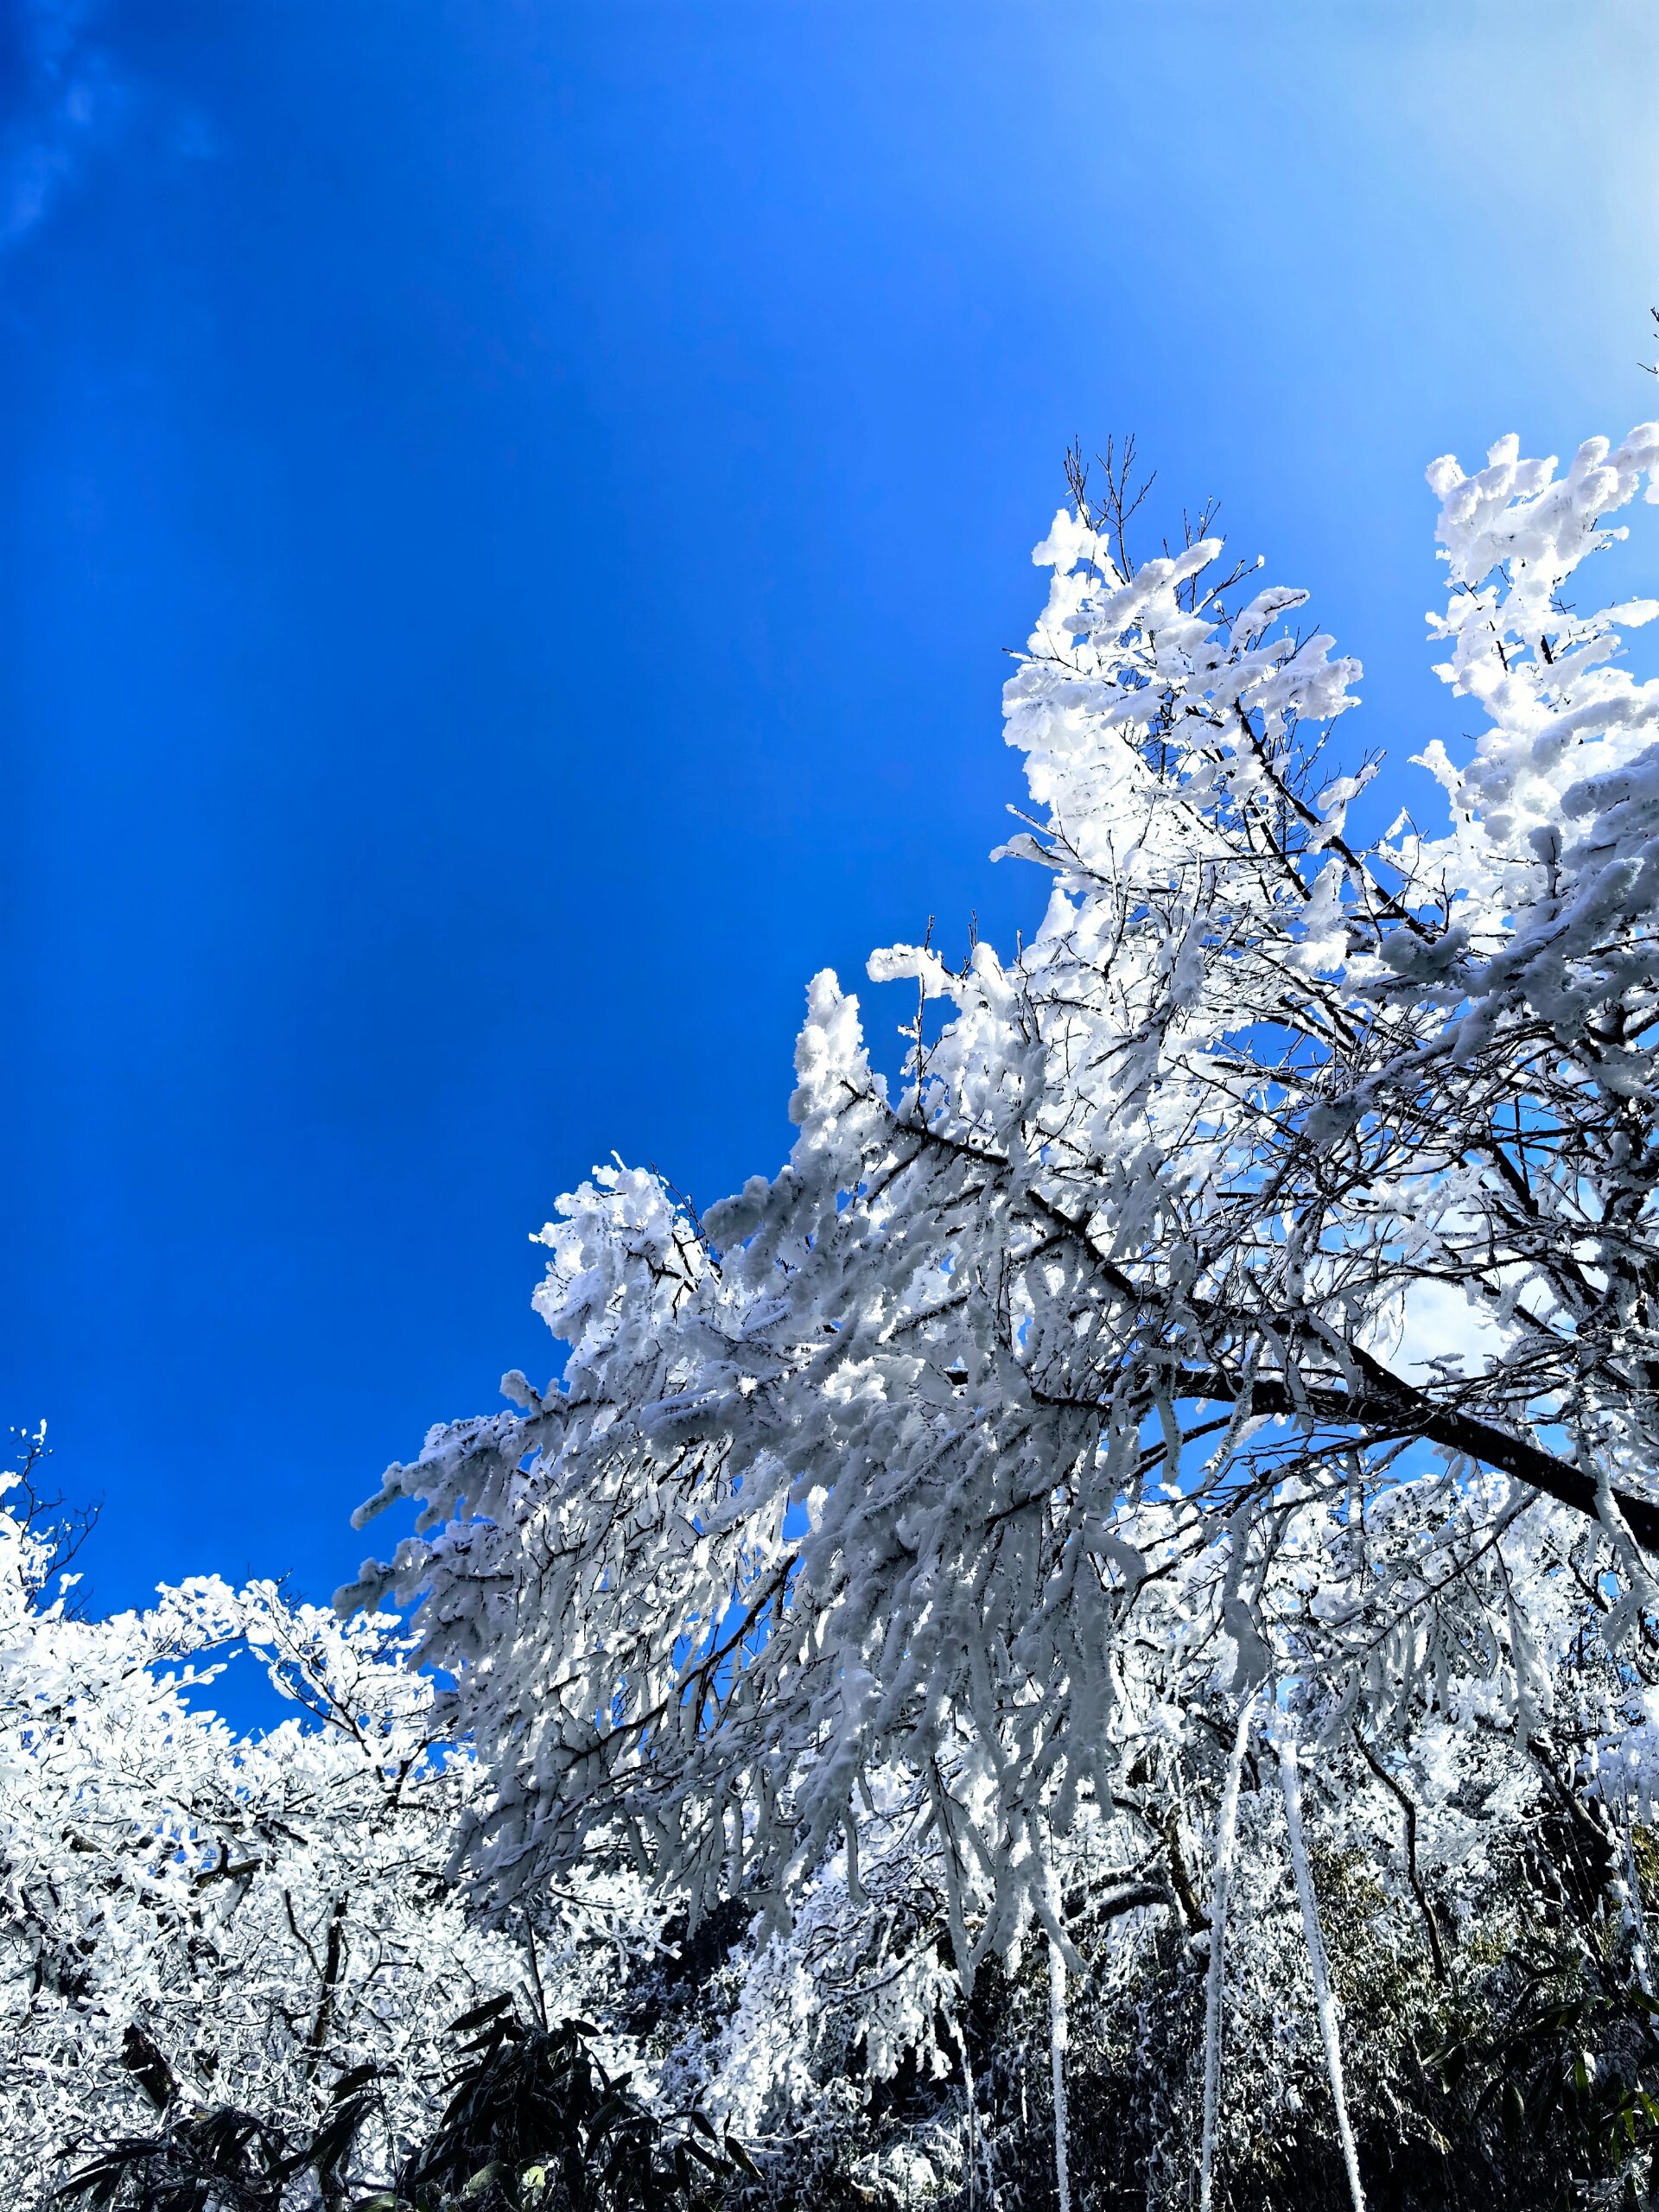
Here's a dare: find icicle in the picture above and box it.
[958,2014,979,2212]
[1279,1733,1365,2212]
[1199,1694,1256,2212]
[1049,1935,1071,2212]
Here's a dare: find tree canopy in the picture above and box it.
[18,416,1659,2210]
[351,415,1659,1949]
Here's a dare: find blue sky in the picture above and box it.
[5,0,1659,1627]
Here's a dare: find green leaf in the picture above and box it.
[725,2133,763,2180]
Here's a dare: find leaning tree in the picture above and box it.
[346,416,1659,2202]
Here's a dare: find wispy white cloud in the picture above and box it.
[1388,1278,1508,1384]
[1,0,124,254]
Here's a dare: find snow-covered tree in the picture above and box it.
[348,416,1659,1886]
[16,406,1659,2210]
[0,1459,659,2208]
[340,415,1659,2204]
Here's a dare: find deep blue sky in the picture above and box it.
[5,1,1659,1623]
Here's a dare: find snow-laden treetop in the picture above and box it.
[345,423,1659,1983]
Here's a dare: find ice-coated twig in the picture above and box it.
[1280,1731,1365,2212]
[1049,1934,1071,2212]
[1200,1693,1257,2212]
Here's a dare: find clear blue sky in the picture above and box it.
[5,1,1659,1621]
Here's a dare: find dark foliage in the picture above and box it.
[623,1897,754,2042]
[399,1997,755,2211]
[56,2005,753,2212]
[57,2105,322,2212]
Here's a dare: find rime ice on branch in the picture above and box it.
[346,421,1659,2104]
